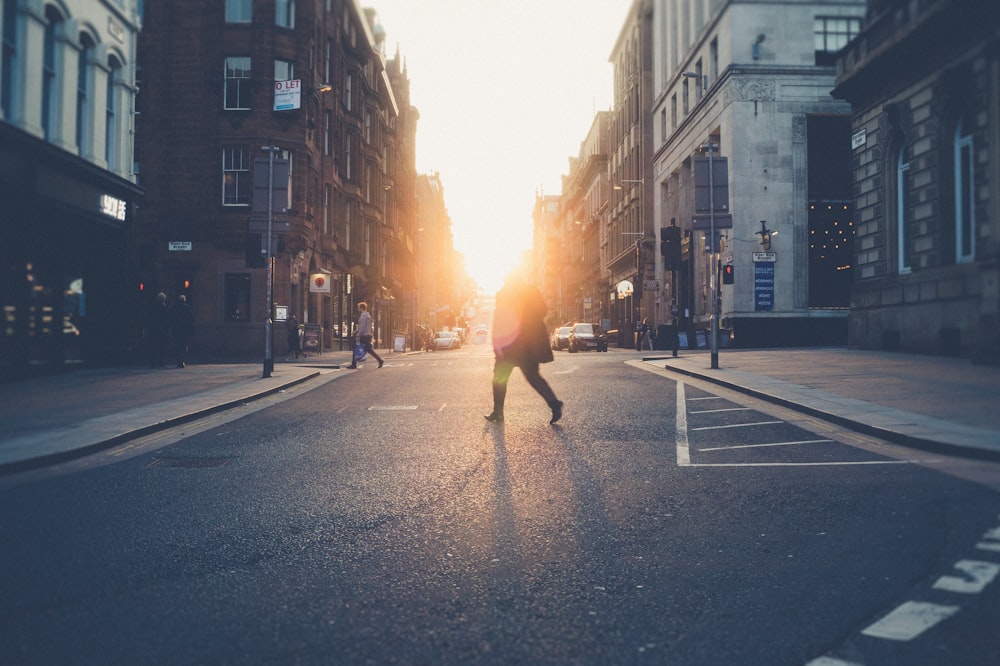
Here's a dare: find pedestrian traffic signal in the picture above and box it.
[722,263,734,284]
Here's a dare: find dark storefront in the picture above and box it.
[1,124,142,378]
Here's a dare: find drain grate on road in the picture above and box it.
[148,456,233,469]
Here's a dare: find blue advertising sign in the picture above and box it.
[754,261,775,311]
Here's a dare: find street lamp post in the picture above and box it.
[703,140,720,369]
[261,144,279,378]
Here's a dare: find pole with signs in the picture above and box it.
[705,142,719,369]
[262,145,279,378]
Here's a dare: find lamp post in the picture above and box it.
[703,140,720,369]
[261,144,280,378]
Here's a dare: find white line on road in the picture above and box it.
[933,560,1000,594]
[368,405,418,411]
[699,439,834,452]
[860,601,960,641]
[676,381,690,466]
[690,407,753,414]
[691,421,784,431]
[685,460,914,467]
[805,657,863,666]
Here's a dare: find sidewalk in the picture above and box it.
[655,347,1000,461]
[0,349,356,472]
[2,347,999,473]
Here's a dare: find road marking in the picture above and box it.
[699,439,834,452]
[805,658,862,666]
[688,396,726,401]
[368,405,418,411]
[861,601,960,641]
[691,420,783,431]
[686,460,913,467]
[676,381,690,466]
[690,407,752,414]
[933,560,1000,594]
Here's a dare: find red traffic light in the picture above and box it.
[722,263,734,284]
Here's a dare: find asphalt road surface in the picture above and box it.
[2,345,999,665]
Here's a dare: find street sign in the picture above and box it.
[168,241,192,251]
[643,280,660,291]
[753,252,777,262]
[691,213,733,230]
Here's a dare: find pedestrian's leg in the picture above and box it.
[520,362,562,423]
[367,341,384,368]
[487,359,513,421]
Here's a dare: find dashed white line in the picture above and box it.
[805,657,862,666]
[690,407,753,414]
[860,601,960,641]
[690,420,783,431]
[676,381,690,466]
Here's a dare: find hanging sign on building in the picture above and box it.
[274,79,301,111]
[309,272,331,293]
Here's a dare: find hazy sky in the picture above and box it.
[370,0,634,293]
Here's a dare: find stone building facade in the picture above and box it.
[833,0,1000,361]
[650,0,864,347]
[1,0,143,376]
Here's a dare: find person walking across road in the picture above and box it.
[347,301,383,369]
[486,271,563,424]
[170,294,195,368]
[146,292,170,368]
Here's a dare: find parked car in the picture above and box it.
[551,326,572,351]
[568,323,608,352]
[474,324,489,343]
[433,330,461,350]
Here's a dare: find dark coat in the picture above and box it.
[492,280,553,365]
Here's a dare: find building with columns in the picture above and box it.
[1,0,143,376]
[650,0,864,347]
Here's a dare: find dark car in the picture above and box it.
[551,326,572,351]
[568,323,608,352]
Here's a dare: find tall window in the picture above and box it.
[1,0,17,118]
[222,146,250,205]
[324,110,332,155]
[76,34,94,155]
[105,57,121,170]
[324,39,332,84]
[344,73,352,111]
[275,0,295,28]
[814,16,860,66]
[954,118,975,263]
[224,56,251,110]
[896,148,912,274]
[42,9,61,140]
[225,0,251,23]
[710,37,718,82]
[323,184,331,235]
[274,59,294,83]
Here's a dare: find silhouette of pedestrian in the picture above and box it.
[170,294,194,367]
[486,272,562,424]
[146,292,170,368]
[348,301,383,369]
[286,313,302,360]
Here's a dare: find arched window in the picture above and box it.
[105,56,121,170]
[42,7,63,140]
[76,33,95,155]
[954,117,975,263]
[896,147,911,274]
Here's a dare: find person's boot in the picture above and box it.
[485,384,506,422]
[549,400,564,424]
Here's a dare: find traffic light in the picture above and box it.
[722,263,735,284]
[660,223,681,269]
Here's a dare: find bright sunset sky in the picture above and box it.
[369,0,634,294]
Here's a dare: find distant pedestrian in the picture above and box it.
[146,292,170,368]
[170,294,195,368]
[638,317,653,351]
[486,271,562,424]
[286,313,302,360]
[348,301,383,369]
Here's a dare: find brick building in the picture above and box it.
[133,0,418,361]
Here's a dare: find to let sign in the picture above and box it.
[274,79,301,111]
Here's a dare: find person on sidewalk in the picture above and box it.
[286,313,302,361]
[347,301,383,369]
[486,271,563,424]
[146,292,170,368]
[170,294,195,368]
